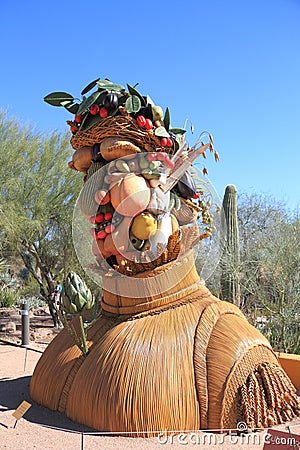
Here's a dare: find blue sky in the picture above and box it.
[1,0,299,211]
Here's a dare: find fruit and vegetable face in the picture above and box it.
[78,151,183,267]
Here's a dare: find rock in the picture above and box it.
[6,321,16,333]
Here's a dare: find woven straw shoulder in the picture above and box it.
[194,301,300,430]
[30,282,300,435]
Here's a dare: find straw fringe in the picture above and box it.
[220,348,300,430]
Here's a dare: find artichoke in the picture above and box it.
[62,272,94,314]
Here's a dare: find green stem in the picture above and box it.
[79,314,89,356]
[57,309,84,354]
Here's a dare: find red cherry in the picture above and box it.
[100,107,108,118]
[105,223,115,234]
[104,212,113,221]
[90,104,100,115]
[146,153,157,162]
[160,138,168,147]
[96,229,107,240]
[74,114,82,123]
[70,126,77,134]
[144,119,153,130]
[95,213,105,224]
[136,115,146,127]
[157,152,167,161]
[166,138,173,147]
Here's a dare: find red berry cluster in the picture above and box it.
[160,137,173,147]
[90,104,109,118]
[146,152,175,169]
[89,212,115,240]
[136,115,153,130]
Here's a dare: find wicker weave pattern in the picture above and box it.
[193,302,245,429]
[70,114,170,153]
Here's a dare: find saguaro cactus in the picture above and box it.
[220,184,241,307]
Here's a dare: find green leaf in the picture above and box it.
[169,127,187,135]
[125,95,141,113]
[81,78,100,95]
[44,92,74,107]
[154,126,170,138]
[80,112,101,132]
[127,84,146,106]
[163,107,170,131]
[117,95,127,106]
[77,91,101,115]
[61,100,80,114]
[96,79,125,92]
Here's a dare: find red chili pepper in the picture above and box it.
[136,115,146,127]
[144,119,153,130]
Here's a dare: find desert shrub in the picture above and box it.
[0,289,18,308]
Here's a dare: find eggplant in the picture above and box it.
[104,93,118,110]
[175,170,197,199]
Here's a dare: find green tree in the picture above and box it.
[0,111,82,321]
[237,193,300,353]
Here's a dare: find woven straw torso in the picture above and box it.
[30,253,300,434]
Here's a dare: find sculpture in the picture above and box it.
[30,78,299,435]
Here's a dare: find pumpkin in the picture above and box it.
[68,146,93,173]
[110,174,150,217]
[100,137,140,161]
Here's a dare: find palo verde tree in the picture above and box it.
[237,193,300,353]
[0,111,82,317]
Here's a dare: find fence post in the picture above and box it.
[21,303,30,347]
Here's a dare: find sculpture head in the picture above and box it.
[45,78,222,293]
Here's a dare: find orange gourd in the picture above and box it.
[110,174,150,217]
